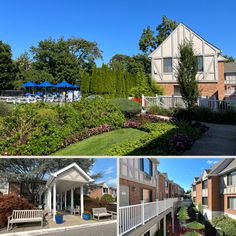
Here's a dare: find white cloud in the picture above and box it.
[104,166,115,175]
[207,160,218,165]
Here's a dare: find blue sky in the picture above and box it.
[1,0,236,64]
[158,158,223,191]
[91,158,117,187]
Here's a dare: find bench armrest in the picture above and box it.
[8,215,13,220]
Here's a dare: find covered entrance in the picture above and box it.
[44,163,94,221]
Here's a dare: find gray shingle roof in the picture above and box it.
[225,62,236,73]
[219,159,236,175]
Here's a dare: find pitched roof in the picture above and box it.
[208,159,233,176]
[224,62,236,73]
[219,159,236,175]
[149,23,221,58]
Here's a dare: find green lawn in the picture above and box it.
[53,128,146,156]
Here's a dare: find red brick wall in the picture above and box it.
[224,194,236,216]
[158,62,225,99]
[158,174,166,200]
[9,182,21,195]
[208,176,223,211]
[196,182,202,206]
[120,178,156,205]
[89,188,114,199]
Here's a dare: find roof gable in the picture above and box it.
[149,23,221,58]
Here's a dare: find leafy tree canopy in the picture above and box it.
[0,40,16,89]
[223,54,235,63]
[139,16,178,54]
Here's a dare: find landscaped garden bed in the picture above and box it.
[0,98,208,156]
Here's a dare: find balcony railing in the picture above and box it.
[225,77,236,85]
[119,198,179,235]
[224,185,236,194]
[192,191,196,197]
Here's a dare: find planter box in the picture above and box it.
[82,213,91,220]
[55,215,63,224]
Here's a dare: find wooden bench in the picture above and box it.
[7,210,44,231]
[92,208,112,221]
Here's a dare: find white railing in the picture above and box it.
[119,198,179,235]
[202,188,208,197]
[142,94,236,112]
[224,185,236,194]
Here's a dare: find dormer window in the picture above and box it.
[196,56,204,72]
[163,58,173,73]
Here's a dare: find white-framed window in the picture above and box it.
[196,56,204,72]
[163,58,173,73]
[202,180,208,189]
[228,197,236,210]
[140,158,153,176]
[227,171,236,186]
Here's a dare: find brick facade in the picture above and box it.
[89,187,113,199]
[158,174,166,200]
[208,176,223,212]
[120,178,156,205]
[196,182,202,206]
[158,62,225,99]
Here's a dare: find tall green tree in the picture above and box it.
[176,41,199,109]
[80,71,91,96]
[0,41,16,89]
[139,16,178,54]
[30,37,102,84]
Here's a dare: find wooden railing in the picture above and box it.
[119,198,179,235]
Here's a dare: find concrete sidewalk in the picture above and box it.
[184,123,236,155]
[1,220,117,236]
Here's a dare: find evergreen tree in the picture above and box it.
[80,71,90,96]
[0,41,16,89]
[176,41,199,109]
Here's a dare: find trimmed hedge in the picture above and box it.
[108,122,201,155]
[109,98,141,117]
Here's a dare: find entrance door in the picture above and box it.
[119,185,129,207]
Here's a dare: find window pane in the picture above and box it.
[144,158,152,176]
[228,197,236,210]
[197,56,204,72]
[163,58,172,73]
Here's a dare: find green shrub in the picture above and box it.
[148,105,173,116]
[110,98,141,117]
[0,98,125,155]
[72,98,125,128]
[185,221,205,230]
[177,207,190,222]
[109,122,200,155]
[101,194,114,203]
[212,215,236,236]
[174,106,236,124]
[0,102,13,117]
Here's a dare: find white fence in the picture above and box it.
[119,198,179,235]
[142,95,236,112]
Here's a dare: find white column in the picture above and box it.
[48,187,52,214]
[64,191,67,210]
[71,188,74,214]
[172,209,175,233]
[80,186,84,216]
[60,193,62,210]
[53,183,57,221]
[163,214,166,236]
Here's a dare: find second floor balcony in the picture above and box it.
[192,191,196,197]
[224,185,236,194]
[202,188,208,197]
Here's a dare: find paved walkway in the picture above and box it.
[184,123,236,156]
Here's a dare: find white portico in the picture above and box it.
[44,163,94,221]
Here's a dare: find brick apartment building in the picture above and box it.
[119,158,185,236]
[192,158,236,220]
[0,179,46,204]
[149,23,236,100]
[88,182,117,200]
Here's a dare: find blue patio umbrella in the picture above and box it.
[55,81,74,88]
[22,81,38,95]
[38,81,55,87]
[73,84,80,89]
